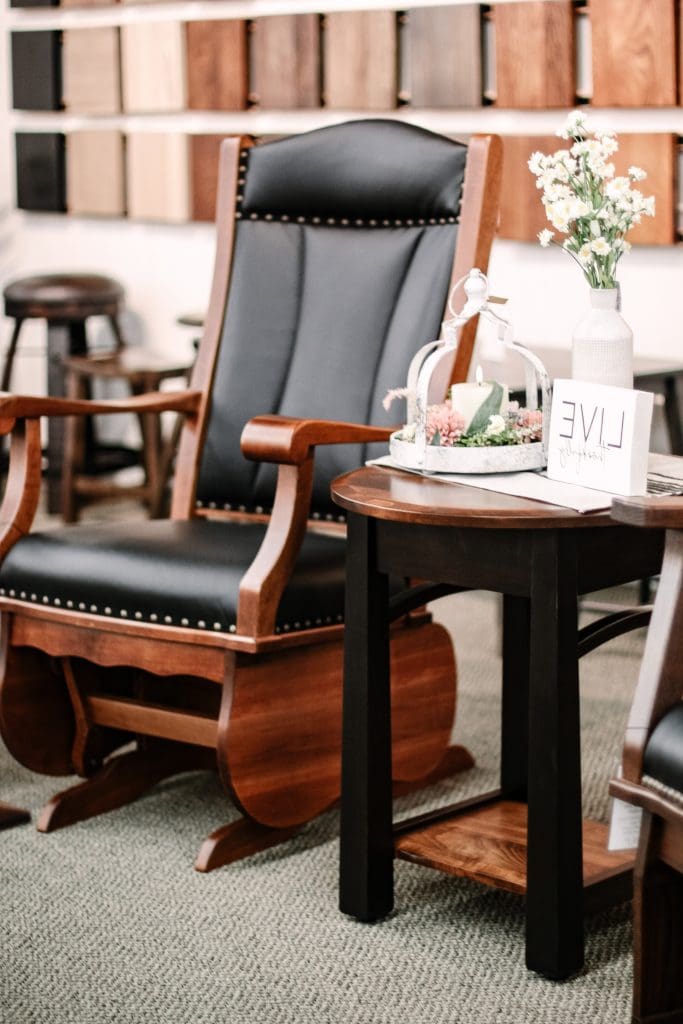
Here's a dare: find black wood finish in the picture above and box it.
[11,0,58,6]
[15,133,65,213]
[339,513,394,922]
[501,595,530,800]
[11,32,61,111]
[45,322,87,513]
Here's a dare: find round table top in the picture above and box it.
[331,466,613,530]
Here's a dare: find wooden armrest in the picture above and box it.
[240,415,394,465]
[0,389,202,425]
[612,495,683,530]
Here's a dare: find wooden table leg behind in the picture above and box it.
[526,531,584,979]
[46,321,87,514]
[0,802,30,830]
[339,512,393,922]
[501,595,530,801]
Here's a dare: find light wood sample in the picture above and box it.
[62,28,121,114]
[251,15,321,109]
[186,20,248,111]
[126,134,190,222]
[494,1,574,108]
[190,135,224,223]
[407,5,482,108]
[121,22,187,113]
[67,131,124,216]
[498,134,676,246]
[590,0,676,107]
[60,0,117,7]
[324,11,397,110]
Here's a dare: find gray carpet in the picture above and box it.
[0,587,645,1024]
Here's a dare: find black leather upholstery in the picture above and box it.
[197,120,466,516]
[0,520,347,634]
[643,702,683,794]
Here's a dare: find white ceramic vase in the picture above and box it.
[571,287,633,389]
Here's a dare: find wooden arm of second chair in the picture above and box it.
[237,414,394,639]
[0,389,202,563]
[612,494,683,531]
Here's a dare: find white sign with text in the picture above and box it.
[547,379,654,496]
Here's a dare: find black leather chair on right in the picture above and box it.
[610,495,683,1024]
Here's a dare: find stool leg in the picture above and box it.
[107,315,126,353]
[46,322,87,515]
[135,373,163,518]
[1,318,24,392]
[61,368,88,524]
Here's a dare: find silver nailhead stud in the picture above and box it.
[54,598,61,607]
[304,620,311,628]
[326,218,336,225]
[312,216,321,224]
[196,501,204,509]
[105,607,112,615]
[325,514,333,521]
[134,612,142,620]
[275,626,281,634]
[341,219,349,226]
[120,610,128,617]
[20,591,26,599]
[265,213,273,221]
[150,613,157,622]
[281,215,289,222]
[66,600,73,608]
[296,216,305,224]
[229,624,236,633]
[325,616,332,624]
[355,219,364,227]
[164,615,172,624]
[238,505,246,513]
[235,212,243,220]
[181,618,189,626]
[283,624,290,632]
[0,589,5,597]
[382,220,390,226]
[42,596,49,604]
[336,614,343,622]
[312,512,320,520]
[255,506,263,514]
[198,620,206,629]
[90,605,97,613]
[31,594,37,601]
[78,602,85,610]
[249,213,258,221]
[8,589,15,597]
[209,502,217,510]
[294,621,301,629]
[213,622,221,631]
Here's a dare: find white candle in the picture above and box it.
[449,366,509,432]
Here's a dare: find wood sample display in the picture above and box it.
[493,1,574,108]
[11,31,61,111]
[499,134,676,246]
[590,0,676,107]
[61,0,117,6]
[251,15,321,109]
[62,28,121,114]
[323,11,398,110]
[10,0,57,6]
[121,22,187,113]
[66,131,125,217]
[126,133,190,222]
[407,5,482,108]
[186,20,248,111]
[190,135,225,222]
[15,132,65,212]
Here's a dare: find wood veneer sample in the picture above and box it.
[498,133,676,246]
[67,131,124,216]
[121,22,187,113]
[190,135,226,222]
[60,0,118,7]
[11,0,57,6]
[407,5,482,108]
[590,0,676,107]
[62,28,120,114]
[186,21,247,111]
[126,134,190,222]
[11,31,61,110]
[324,11,398,110]
[15,133,65,212]
[251,15,321,109]
[494,1,574,108]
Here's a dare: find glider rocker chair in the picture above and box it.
[0,121,502,871]
[610,496,683,1024]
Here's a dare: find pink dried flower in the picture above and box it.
[426,401,466,447]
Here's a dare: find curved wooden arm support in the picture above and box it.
[240,415,393,466]
[0,389,202,420]
[0,418,43,561]
[612,495,683,530]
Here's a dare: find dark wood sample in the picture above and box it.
[323,10,398,110]
[10,0,57,6]
[494,1,574,108]
[15,133,66,212]
[11,31,62,111]
[186,20,248,111]
[190,134,224,222]
[590,0,676,107]
[250,14,321,109]
[407,5,482,108]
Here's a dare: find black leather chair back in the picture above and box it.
[196,120,467,517]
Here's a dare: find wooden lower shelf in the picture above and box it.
[0,801,30,830]
[395,799,634,897]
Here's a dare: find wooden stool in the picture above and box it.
[3,273,125,513]
[62,348,192,522]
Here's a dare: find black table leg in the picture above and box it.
[339,512,393,922]
[46,321,87,514]
[525,531,584,979]
[501,595,530,800]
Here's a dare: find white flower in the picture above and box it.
[485,415,507,436]
[599,134,619,155]
[590,237,611,255]
[557,109,587,140]
[538,229,554,247]
[589,220,601,237]
[528,151,546,175]
[628,166,647,181]
[577,243,592,263]
[605,176,631,199]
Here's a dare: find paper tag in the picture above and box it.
[607,795,643,851]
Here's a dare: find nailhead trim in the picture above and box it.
[235,208,459,228]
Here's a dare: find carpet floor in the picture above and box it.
[0,587,646,1024]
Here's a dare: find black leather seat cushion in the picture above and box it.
[0,520,347,635]
[643,702,683,794]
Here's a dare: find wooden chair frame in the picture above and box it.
[0,131,502,870]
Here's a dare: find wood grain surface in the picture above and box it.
[494,1,575,108]
[186,20,248,111]
[126,133,190,222]
[121,21,187,113]
[251,14,321,109]
[62,28,121,114]
[66,130,125,216]
[190,134,225,222]
[323,10,398,110]
[407,5,482,108]
[11,31,61,111]
[590,0,676,107]
[498,134,557,242]
[15,132,65,212]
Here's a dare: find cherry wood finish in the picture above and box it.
[493,1,575,109]
[190,134,225,223]
[186,21,248,112]
[590,0,677,108]
[0,132,502,869]
[407,5,482,109]
[250,15,321,109]
[334,465,665,979]
[323,11,398,110]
